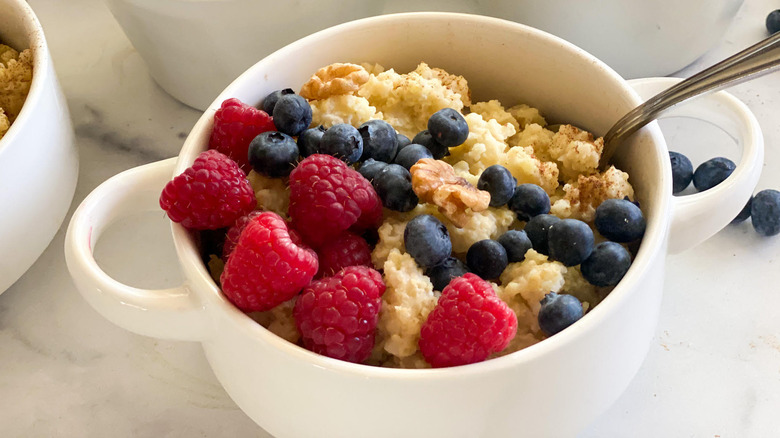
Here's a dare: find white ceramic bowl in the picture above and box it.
[0,0,78,294]
[65,13,762,437]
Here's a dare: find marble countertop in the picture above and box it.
[2,0,779,436]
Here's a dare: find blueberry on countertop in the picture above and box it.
[394,144,433,170]
[732,196,753,224]
[358,158,389,182]
[594,198,646,243]
[581,242,632,287]
[497,230,533,263]
[478,165,517,207]
[320,123,363,163]
[426,257,469,291]
[693,157,736,192]
[669,151,693,194]
[272,93,312,137]
[767,9,780,34]
[372,164,419,212]
[404,215,452,268]
[297,125,326,157]
[524,214,560,255]
[538,292,584,336]
[508,183,550,221]
[751,189,780,236]
[248,131,299,177]
[261,88,294,115]
[547,218,594,267]
[359,119,398,163]
[466,239,508,280]
[428,108,469,148]
[412,129,449,159]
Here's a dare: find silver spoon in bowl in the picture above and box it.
[596,31,780,170]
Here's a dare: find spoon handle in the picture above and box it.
[600,31,780,168]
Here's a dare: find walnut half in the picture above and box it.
[410,159,490,227]
[299,63,369,100]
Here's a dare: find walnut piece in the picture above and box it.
[410,158,490,227]
[299,63,369,100]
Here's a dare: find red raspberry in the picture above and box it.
[419,273,517,368]
[220,212,318,312]
[209,98,275,172]
[289,154,383,247]
[159,150,256,230]
[222,210,262,261]
[315,232,372,278]
[294,266,385,363]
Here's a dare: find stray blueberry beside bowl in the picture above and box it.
[767,9,780,34]
[320,123,363,163]
[751,189,780,236]
[669,151,693,194]
[594,198,646,243]
[358,158,389,182]
[426,257,468,291]
[248,131,299,177]
[466,239,508,280]
[581,242,632,287]
[693,157,736,192]
[538,292,584,337]
[732,196,753,224]
[261,88,294,115]
[508,183,550,221]
[523,214,560,255]
[547,218,594,267]
[404,215,452,268]
[497,230,533,263]
[272,94,312,136]
[359,119,398,162]
[428,108,469,147]
[412,129,449,159]
[372,164,419,212]
[394,143,434,170]
[297,125,326,157]
[478,164,517,207]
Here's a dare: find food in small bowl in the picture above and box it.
[0,0,78,294]
[66,13,761,437]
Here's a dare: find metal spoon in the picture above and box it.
[598,31,780,170]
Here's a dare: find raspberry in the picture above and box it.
[220,212,318,312]
[293,266,385,363]
[159,150,256,230]
[222,210,263,261]
[419,273,517,368]
[289,154,382,247]
[209,98,276,172]
[316,232,372,278]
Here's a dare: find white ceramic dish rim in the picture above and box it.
[0,0,49,155]
[167,12,671,378]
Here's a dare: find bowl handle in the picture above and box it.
[64,158,208,341]
[628,77,764,254]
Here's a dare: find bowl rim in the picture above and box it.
[171,12,671,377]
[0,0,50,155]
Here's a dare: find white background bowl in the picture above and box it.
[65,12,762,437]
[0,0,78,294]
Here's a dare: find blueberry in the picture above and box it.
[751,189,780,236]
[372,164,419,212]
[359,119,398,162]
[538,292,584,336]
[594,198,646,243]
[581,242,632,287]
[732,196,753,224]
[358,158,388,182]
[297,125,326,157]
[669,151,693,194]
[497,230,533,263]
[320,124,363,163]
[394,144,433,170]
[478,165,517,207]
[693,157,736,192]
[412,130,449,159]
[396,133,412,150]
[261,88,294,115]
[248,131,299,177]
[767,9,780,34]
[524,214,560,255]
[404,215,452,268]
[466,239,508,280]
[272,94,312,136]
[508,184,550,221]
[547,219,594,267]
[426,257,469,291]
[428,108,469,148]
